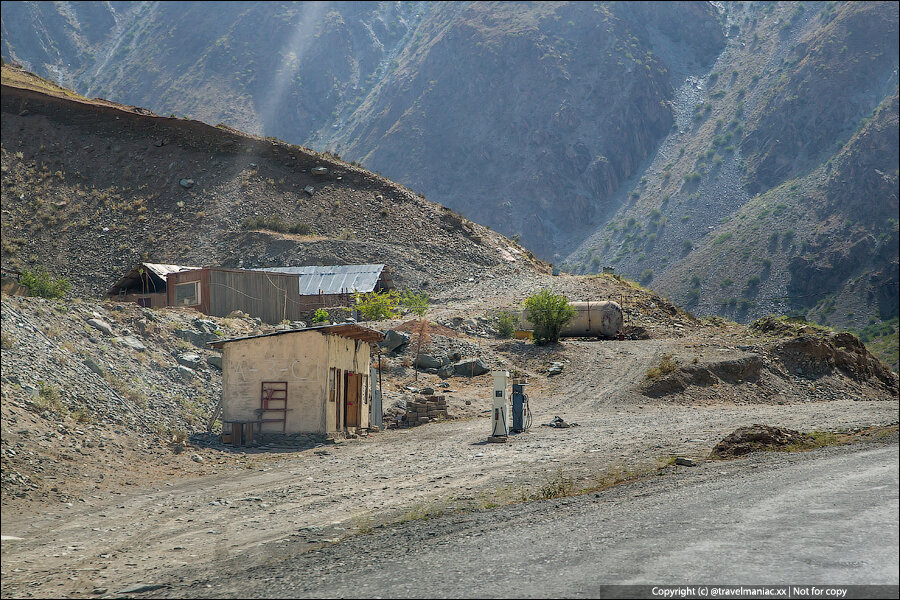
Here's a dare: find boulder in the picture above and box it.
[437,365,455,379]
[177,365,196,380]
[87,318,114,336]
[380,330,411,352]
[83,358,106,376]
[174,328,218,349]
[116,336,146,352]
[179,178,195,189]
[453,358,490,377]
[207,355,223,370]
[415,354,446,370]
[176,353,203,369]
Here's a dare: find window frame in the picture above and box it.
[174,280,201,307]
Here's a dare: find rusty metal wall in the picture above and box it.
[208,268,303,323]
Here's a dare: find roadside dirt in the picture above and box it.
[2,327,896,598]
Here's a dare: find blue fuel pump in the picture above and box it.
[511,379,532,433]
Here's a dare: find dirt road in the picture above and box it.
[1,339,897,598]
[156,442,900,598]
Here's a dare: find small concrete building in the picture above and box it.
[210,324,384,437]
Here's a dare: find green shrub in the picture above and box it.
[312,308,330,324]
[353,290,401,322]
[20,267,70,299]
[496,311,517,338]
[524,289,575,345]
[401,291,430,318]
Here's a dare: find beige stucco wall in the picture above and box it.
[221,331,371,434]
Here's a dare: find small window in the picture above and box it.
[174,281,200,306]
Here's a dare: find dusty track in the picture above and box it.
[2,337,896,598]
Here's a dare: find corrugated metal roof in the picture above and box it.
[259,264,385,295]
[209,324,384,348]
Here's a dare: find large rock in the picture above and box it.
[176,353,203,369]
[83,358,106,376]
[116,336,146,352]
[86,318,113,336]
[415,353,446,370]
[174,328,218,349]
[452,358,489,376]
[380,330,411,352]
[206,354,223,370]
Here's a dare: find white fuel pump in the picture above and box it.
[491,369,509,438]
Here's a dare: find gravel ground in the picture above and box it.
[154,439,899,598]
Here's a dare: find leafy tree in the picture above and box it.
[496,311,517,338]
[20,267,70,299]
[353,290,400,322]
[524,289,575,345]
[401,291,430,317]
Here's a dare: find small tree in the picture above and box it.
[353,290,400,322]
[312,308,330,324]
[402,291,431,381]
[524,289,575,345]
[496,311,517,338]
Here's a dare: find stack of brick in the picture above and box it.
[405,395,448,426]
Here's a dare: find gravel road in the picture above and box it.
[162,441,899,598]
[2,334,896,599]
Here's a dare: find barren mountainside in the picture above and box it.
[1,66,545,297]
[1,1,898,359]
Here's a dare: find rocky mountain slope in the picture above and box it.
[1,1,897,351]
[1,65,543,297]
[0,0,725,260]
[564,1,898,342]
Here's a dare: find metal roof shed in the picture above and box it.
[107,262,198,308]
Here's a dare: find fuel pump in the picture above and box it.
[491,369,509,438]
[511,378,532,433]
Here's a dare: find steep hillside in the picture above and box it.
[1,65,543,297]
[565,2,898,344]
[0,0,725,260]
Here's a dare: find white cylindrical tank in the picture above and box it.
[520,301,623,338]
[562,301,623,338]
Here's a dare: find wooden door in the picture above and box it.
[345,373,361,428]
[334,369,342,431]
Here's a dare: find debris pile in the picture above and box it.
[709,424,806,458]
[542,415,579,429]
[405,395,449,426]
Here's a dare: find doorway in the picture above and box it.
[344,372,362,428]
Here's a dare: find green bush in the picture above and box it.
[524,289,575,345]
[401,291,430,318]
[496,311,517,338]
[312,308,330,324]
[20,267,70,299]
[353,290,400,322]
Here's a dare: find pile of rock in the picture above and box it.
[405,395,448,426]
